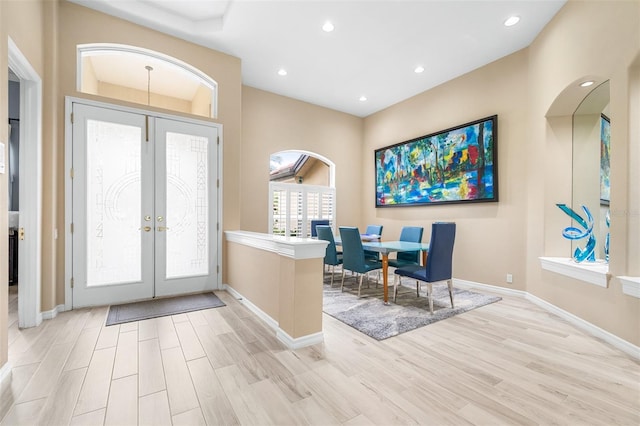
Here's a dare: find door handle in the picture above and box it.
[157,226,170,232]
[139,226,152,232]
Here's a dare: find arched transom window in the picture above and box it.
[77,43,218,119]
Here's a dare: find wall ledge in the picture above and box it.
[619,276,640,298]
[539,257,609,288]
[225,230,328,260]
[224,285,323,350]
[454,278,639,360]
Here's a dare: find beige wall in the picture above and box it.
[359,0,638,345]
[96,81,193,113]
[361,0,639,345]
[227,242,280,319]
[191,84,212,117]
[241,86,362,232]
[525,0,639,345]
[226,241,323,339]
[363,49,530,292]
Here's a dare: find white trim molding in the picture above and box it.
[224,285,324,350]
[619,276,640,298]
[41,305,67,320]
[9,37,43,329]
[539,257,610,288]
[276,330,324,350]
[224,230,328,260]
[453,278,639,360]
[454,278,527,298]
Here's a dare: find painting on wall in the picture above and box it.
[600,114,610,205]
[375,115,498,207]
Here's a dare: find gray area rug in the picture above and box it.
[323,275,501,340]
[106,292,225,326]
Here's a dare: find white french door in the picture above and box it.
[70,102,219,307]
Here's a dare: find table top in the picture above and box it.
[361,240,430,254]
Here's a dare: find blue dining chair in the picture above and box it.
[311,219,330,237]
[393,222,456,314]
[316,225,342,286]
[339,226,382,297]
[388,226,424,269]
[364,224,383,261]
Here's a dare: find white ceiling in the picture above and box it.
[69,0,566,117]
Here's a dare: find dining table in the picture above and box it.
[361,241,430,304]
[335,237,430,304]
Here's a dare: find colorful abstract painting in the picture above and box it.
[600,114,610,205]
[375,115,498,207]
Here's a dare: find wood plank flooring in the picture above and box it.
[1,283,639,425]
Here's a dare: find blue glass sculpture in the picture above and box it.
[604,210,610,262]
[556,204,596,263]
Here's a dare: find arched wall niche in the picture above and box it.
[546,76,608,117]
[77,43,218,119]
[545,75,610,264]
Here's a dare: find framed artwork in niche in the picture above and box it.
[375,115,498,207]
[600,113,610,205]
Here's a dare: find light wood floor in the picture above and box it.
[1,283,639,425]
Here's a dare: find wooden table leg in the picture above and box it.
[382,254,389,304]
[422,251,427,266]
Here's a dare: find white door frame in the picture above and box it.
[64,97,223,310]
[8,37,43,328]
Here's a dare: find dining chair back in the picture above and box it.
[339,226,382,296]
[388,226,424,268]
[364,224,383,261]
[424,222,456,283]
[311,219,330,237]
[316,225,342,286]
[393,222,456,313]
[365,225,383,237]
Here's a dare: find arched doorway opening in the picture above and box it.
[268,150,335,237]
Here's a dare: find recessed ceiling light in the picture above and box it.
[414,66,425,74]
[504,16,520,27]
[277,68,287,76]
[359,96,367,102]
[322,21,334,32]
[580,80,594,87]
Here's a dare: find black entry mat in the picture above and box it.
[105,292,225,326]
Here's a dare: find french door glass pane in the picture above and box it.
[86,119,142,286]
[166,132,209,278]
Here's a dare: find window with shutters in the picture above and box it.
[269,150,336,237]
[269,183,336,237]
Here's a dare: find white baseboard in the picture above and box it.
[0,361,11,385]
[454,278,527,298]
[524,292,640,360]
[41,304,66,321]
[277,330,324,350]
[223,284,323,350]
[454,278,640,360]
[224,285,279,331]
